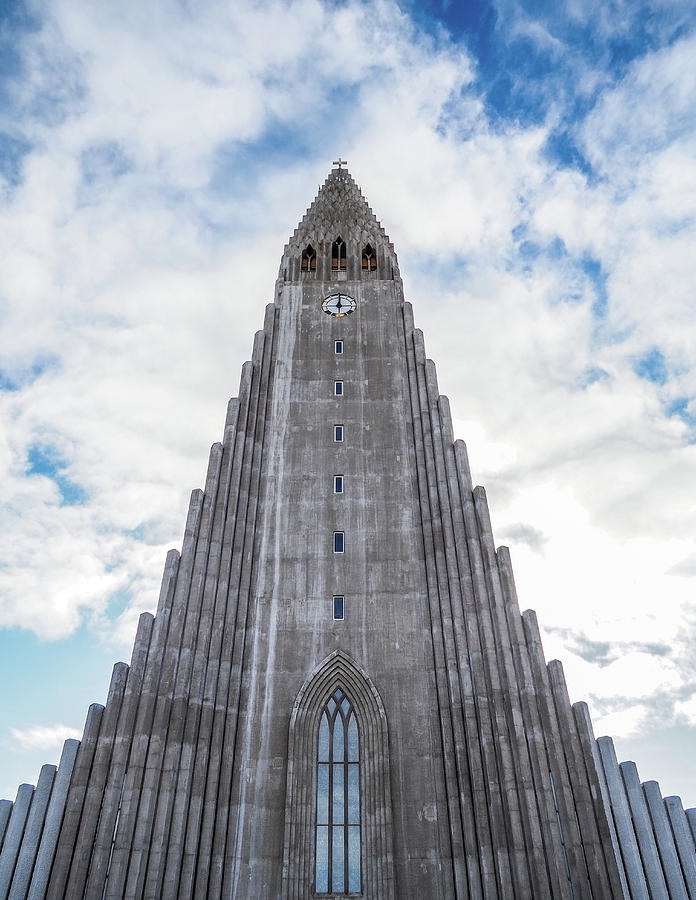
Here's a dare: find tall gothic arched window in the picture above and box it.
[315,687,361,895]
[301,244,317,271]
[331,237,347,271]
[361,244,376,271]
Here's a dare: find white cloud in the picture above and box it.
[8,723,82,751]
[0,0,695,803]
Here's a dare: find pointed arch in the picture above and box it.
[282,651,395,900]
[301,244,316,272]
[361,243,377,272]
[331,236,347,271]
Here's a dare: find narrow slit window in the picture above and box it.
[334,475,343,493]
[335,340,343,355]
[333,595,345,620]
[315,688,360,894]
[334,425,344,442]
[333,532,344,554]
[301,244,317,272]
[331,236,347,271]
[361,243,376,272]
[334,381,343,397]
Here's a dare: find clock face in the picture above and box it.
[322,294,356,317]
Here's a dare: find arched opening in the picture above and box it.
[301,244,317,272]
[315,687,360,894]
[281,651,395,899]
[361,244,376,272]
[331,237,347,271]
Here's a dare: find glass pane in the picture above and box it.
[348,826,361,892]
[317,764,329,824]
[334,532,344,553]
[341,697,350,715]
[333,596,344,620]
[334,689,342,701]
[332,826,345,893]
[334,476,343,493]
[327,698,336,715]
[318,714,329,761]
[333,764,344,823]
[333,717,344,762]
[348,764,360,823]
[316,825,328,893]
[335,381,343,395]
[347,714,359,761]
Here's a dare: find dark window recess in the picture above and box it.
[333,532,344,553]
[332,595,345,620]
[334,425,344,442]
[335,340,343,354]
[301,244,317,271]
[334,475,343,493]
[335,381,343,396]
[362,243,377,271]
[332,236,347,271]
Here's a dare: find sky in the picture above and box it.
[0,0,695,811]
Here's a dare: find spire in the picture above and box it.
[281,163,396,262]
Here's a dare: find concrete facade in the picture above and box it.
[1,166,695,898]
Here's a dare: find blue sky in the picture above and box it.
[1,0,696,808]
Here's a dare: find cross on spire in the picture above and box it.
[333,157,347,169]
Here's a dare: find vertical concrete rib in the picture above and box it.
[103,517,192,898]
[572,703,626,897]
[412,344,468,897]
[194,328,268,897]
[220,310,280,900]
[182,366,255,899]
[439,405,499,897]
[0,783,34,898]
[497,546,570,899]
[403,322,465,898]
[82,612,154,897]
[664,796,696,896]
[46,705,103,900]
[619,761,669,897]
[596,736,649,900]
[8,764,55,900]
[473,488,549,899]
[180,378,253,898]
[687,809,696,846]
[452,439,511,900]
[0,802,11,849]
[548,664,614,898]
[140,442,224,898]
[521,612,592,899]
[161,401,241,898]
[459,487,520,892]
[122,486,207,898]
[642,780,688,899]
[63,663,129,897]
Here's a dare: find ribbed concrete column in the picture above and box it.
[8,764,56,899]
[0,783,34,897]
[619,761,668,898]
[26,738,78,900]
[664,796,696,895]
[687,808,696,845]
[0,801,12,848]
[596,736,649,900]
[66,662,129,897]
[46,706,103,899]
[82,613,154,896]
[521,611,591,898]
[575,705,630,900]
[642,780,688,900]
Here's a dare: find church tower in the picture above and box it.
[2,164,696,899]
